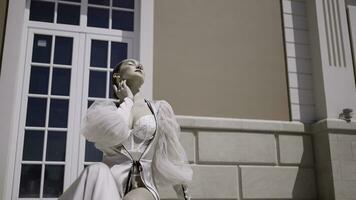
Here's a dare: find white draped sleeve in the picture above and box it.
[80,97,133,151]
[153,100,193,187]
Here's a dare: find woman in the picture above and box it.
[59,59,193,200]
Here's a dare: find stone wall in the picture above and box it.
[158,116,318,200]
[312,120,356,200]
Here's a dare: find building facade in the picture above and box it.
[0,0,356,199]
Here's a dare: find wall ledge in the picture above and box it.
[176,115,308,133]
[310,118,356,133]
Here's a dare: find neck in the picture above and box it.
[133,92,145,102]
[127,80,142,96]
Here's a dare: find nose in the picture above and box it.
[137,64,143,70]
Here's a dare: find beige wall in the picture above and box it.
[0,0,8,70]
[153,0,290,120]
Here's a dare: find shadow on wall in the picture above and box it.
[292,136,318,199]
[285,0,316,123]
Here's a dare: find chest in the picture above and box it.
[128,103,154,129]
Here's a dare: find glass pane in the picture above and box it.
[57,3,80,25]
[87,7,109,28]
[29,66,49,94]
[51,68,71,96]
[26,97,47,127]
[46,131,67,161]
[43,165,64,197]
[32,34,52,63]
[29,0,55,23]
[88,0,109,6]
[90,40,108,67]
[113,0,134,9]
[110,42,127,68]
[22,130,44,161]
[61,0,81,2]
[87,100,94,108]
[85,141,103,162]
[54,36,73,65]
[19,164,42,198]
[49,99,69,128]
[89,71,106,98]
[112,10,134,31]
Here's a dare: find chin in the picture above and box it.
[127,76,144,86]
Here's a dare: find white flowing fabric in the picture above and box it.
[59,163,121,200]
[60,98,192,200]
[152,100,193,186]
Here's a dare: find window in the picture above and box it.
[30,0,81,26]
[29,0,135,31]
[83,35,132,165]
[19,32,74,198]
[12,0,139,198]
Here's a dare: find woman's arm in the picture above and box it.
[81,80,134,152]
[80,97,133,149]
[152,100,193,186]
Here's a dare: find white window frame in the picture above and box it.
[77,33,134,175]
[0,0,154,199]
[12,28,81,200]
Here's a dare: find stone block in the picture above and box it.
[337,134,356,142]
[241,166,316,199]
[180,131,195,162]
[352,141,356,160]
[334,180,356,200]
[198,131,276,164]
[287,57,312,74]
[340,161,356,181]
[332,160,341,181]
[283,14,308,30]
[158,165,239,199]
[283,0,307,16]
[330,140,353,161]
[279,135,314,166]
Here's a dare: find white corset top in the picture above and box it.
[122,114,156,160]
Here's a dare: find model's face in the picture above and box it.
[119,59,145,85]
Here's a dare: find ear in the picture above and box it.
[112,73,121,85]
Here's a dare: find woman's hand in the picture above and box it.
[113,80,133,100]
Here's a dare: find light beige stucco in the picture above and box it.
[153,0,290,120]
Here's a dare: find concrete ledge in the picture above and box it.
[177,115,307,133]
[240,166,317,199]
[311,119,356,133]
[158,165,239,199]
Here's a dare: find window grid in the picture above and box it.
[21,34,72,198]
[27,94,70,100]
[83,38,129,165]
[86,2,135,30]
[30,0,82,23]
[87,40,118,101]
[18,1,138,197]
[29,0,135,31]
[106,39,112,97]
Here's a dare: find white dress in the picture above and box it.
[59,98,192,200]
